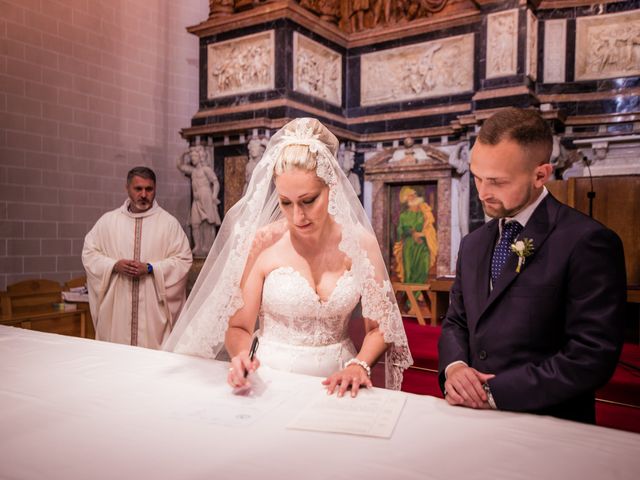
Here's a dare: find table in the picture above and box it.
[0,326,638,480]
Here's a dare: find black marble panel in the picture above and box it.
[536,12,546,84]
[199,39,208,104]
[535,0,640,21]
[477,12,488,82]
[287,91,343,115]
[201,18,288,45]
[480,74,532,90]
[276,27,290,92]
[479,0,519,15]
[199,89,284,111]
[537,76,640,95]
[568,126,599,134]
[535,7,578,21]
[474,92,538,111]
[607,123,634,134]
[345,54,360,110]
[517,6,527,78]
[575,0,640,16]
[565,18,576,82]
[346,92,474,119]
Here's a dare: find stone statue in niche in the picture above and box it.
[448,142,470,238]
[338,143,361,197]
[244,136,268,194]
[391,138,429,164]
[177,145,222,256]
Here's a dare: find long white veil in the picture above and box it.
[164,118,412,389]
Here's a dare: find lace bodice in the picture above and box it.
[259,266,360,346]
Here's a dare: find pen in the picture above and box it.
[244,336,259,378]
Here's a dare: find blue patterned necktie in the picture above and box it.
[491,220,523,285]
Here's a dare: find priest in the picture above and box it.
[82,167,193,349]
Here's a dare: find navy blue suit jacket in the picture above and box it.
[438,194,627,423]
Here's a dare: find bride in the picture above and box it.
[164,118,412,396]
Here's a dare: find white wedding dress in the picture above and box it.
[257,266,360,377]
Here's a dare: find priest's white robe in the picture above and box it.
[82,200,193,349]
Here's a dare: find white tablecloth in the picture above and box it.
[0,325,638,480]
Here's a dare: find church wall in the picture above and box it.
[0,0,208,290]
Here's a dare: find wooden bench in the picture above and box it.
[0,279,88,338]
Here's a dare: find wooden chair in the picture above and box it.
[0,279,88,338]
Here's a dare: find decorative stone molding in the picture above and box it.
[543,18,566,83]
[360,33,474,106]
[486,9,518,79]
[575,9,640,81]
[293,32,342,106]
[207,30,275,99]
[572,135,640,176]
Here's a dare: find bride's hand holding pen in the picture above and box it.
[227,336,260,389]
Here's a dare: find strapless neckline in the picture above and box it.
[265,266,352,304]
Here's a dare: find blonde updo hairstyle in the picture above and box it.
[272,118,340,177]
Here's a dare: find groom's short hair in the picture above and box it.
[478,108,553,163]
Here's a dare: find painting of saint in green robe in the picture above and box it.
[393,186,438,284]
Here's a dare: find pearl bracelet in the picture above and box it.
[343,358,371,378]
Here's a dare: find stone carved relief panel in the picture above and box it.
[486,9,518,79]
[293,33,342,106]
[360,33,473,106]
[526,10,538,81]
[575,10,640,81]
[207,30,275,99]
[544,19,566,83]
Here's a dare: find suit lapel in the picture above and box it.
[473,219,498,303]
[477,194,561,321]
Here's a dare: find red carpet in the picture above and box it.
[399,318,640,433]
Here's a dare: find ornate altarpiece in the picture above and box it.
[181,0,640,290]
[365,146,454,279]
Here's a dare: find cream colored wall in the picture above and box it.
[0,0,208,289]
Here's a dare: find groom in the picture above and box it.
[438,108,627,423]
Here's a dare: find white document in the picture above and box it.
[288,388,407,438]
[166,369,298,427]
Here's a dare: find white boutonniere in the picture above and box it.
[510,238,534,273]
